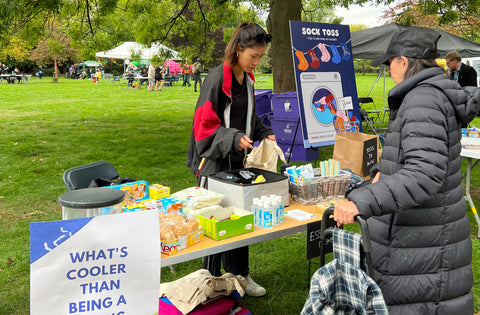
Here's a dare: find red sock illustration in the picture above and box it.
[295,50,309,71]
[307,49,321,69]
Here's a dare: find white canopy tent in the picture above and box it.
[95,41,181,61]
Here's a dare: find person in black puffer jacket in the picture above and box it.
[333,27,480,314]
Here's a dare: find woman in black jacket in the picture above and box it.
[334,27,480,314]
[186,21,274,297]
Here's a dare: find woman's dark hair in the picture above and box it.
[404,58,445,80]
[224,22,272,67]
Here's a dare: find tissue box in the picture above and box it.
[208,168,289,212]
[161,228,204,256]
[197,207,254,241]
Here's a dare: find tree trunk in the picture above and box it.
[53,58,59,82]
[267,0,301,94]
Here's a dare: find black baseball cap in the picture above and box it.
[371,27,441,67]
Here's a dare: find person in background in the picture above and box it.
[14,67,22,83]
[155,64,165,91]
[139,66,148,88]
[333,28,480,314]
[445,51,478,87]
[182,60,192,87]
[126,62,136,88]
[193,58,203,92]
[148,63,156,91]
[38,66,43,79]
[186,21,274,297]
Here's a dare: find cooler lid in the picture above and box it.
[58,188,125,209]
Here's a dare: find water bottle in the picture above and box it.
[272,198,279,226]
[277,195,285,223]
[257,199,264,227]
[251,198,259,226]
[263,199,272,228]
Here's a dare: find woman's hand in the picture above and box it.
[333,201,360,227]
[238,135,253,150]
[372,171,381,183]
[267,134,276,141]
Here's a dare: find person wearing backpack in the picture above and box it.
[193,58,203,92]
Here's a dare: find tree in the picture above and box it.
[381,0,480,41]
[28,24,79,82]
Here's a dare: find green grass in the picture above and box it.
[0,74,478,314]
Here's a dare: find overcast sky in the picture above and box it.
[335,4,392,27]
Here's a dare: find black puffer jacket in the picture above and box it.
[348,67,480,314]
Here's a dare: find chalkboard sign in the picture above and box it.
[306,217,336,260]
[362,137,378,177]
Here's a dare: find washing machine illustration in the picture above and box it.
[299,71,344,145]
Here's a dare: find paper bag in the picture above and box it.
[333,132,379,178]
[244,138,286,173]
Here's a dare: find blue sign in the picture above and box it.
[289,21,361,148]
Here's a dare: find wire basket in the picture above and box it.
[289,169,351,205]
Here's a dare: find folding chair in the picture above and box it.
[63,161,119,191]
[358,97,381,123]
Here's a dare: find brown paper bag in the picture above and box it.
[333,132,379,178]
[244,138,286,173]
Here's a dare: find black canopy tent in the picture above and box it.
[351,23,480,119]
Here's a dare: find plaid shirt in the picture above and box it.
[301,229,388,315]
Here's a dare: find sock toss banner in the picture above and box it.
[30,211,161,315]
[289,21,362,148]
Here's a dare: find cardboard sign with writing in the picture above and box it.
[333,132,379,178]
[30,211,160,315]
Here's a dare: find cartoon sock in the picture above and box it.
[317,43,331,62]
[330,45,341,64]
[340,42,351,61]
[307,49,321,69]
[295,50,309,71]
[326,94,337,114]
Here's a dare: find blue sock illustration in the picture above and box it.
[330,45,341,64]
[340,42,351,61]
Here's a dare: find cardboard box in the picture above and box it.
[149,184,170,199]
[197,207,254,241]
[208,168,289,212]
[107,180,149,207]
[161,228,204,256]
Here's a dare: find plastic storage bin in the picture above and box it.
[255,89,273,116]
[58,188,125,220]
[271,116,302,143]
[208,168,289,212]
[277,140,318,162]
[271,92,300,118]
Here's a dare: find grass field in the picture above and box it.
[0,73,478,314]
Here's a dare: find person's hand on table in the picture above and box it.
[334,201,360,227]
[238,134,253,150]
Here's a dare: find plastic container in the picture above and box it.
[255,89,273,115]
[277,140,319,162]
[58,188,125,220]
[271,92,300,118]
[271,116,302,143]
